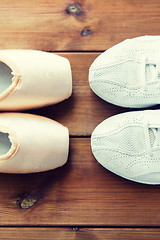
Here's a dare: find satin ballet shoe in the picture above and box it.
[0,49,72,110]
[0,113,69,173]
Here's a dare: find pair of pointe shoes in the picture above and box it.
[0,50,72,173]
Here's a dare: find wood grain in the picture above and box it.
[0,138,159,226]
[0,0,159,51]
[0,0,159,235]
[0,228,159,240]
[26,52,126,136]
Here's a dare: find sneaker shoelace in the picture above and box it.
[144,123,160,156]
[141,57,160,91]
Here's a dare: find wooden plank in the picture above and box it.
[0,138,160,226]
[27,52,125,136]
[0,0,159,50]
[0,228,159,240]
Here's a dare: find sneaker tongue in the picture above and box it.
[149,128,155,147]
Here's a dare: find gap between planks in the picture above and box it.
[0,227,159,240]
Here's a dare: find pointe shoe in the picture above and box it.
[0,49,72,110]
[0,113,69,173]
[89,36,160,108]
[91,110,160,184]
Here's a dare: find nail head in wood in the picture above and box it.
[72,227,80,231]
[66,3,83,15]
[81,27,92,37]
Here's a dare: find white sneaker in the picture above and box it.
[91,110,160,184]
[0,113,69,173]
[89,36,160,108]
[0,49,72,110]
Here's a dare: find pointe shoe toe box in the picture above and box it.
[0,50,72,110]
[0,113,69,173]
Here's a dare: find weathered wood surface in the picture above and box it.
[0,0,159,51]
[27,52,125,136]
[0,138,159,226]
[0,0,160,238]
[0,228,159,240]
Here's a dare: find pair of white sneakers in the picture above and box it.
[0,50,72,173]
[90,36,160,185]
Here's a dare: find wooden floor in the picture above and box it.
[0,0,160,239]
